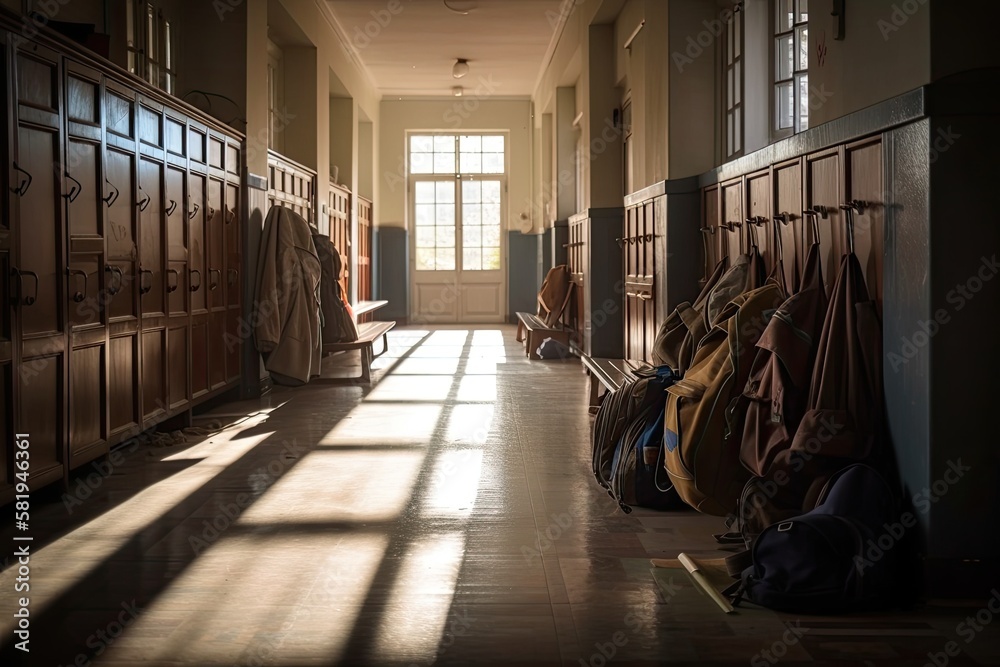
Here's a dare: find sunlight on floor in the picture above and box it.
[318,403,443,445]
[422,449,485,516]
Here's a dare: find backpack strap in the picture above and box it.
[723,550,754,578]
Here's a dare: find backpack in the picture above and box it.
[537,264,573,328]
[313,234,359,344]
[651,258,727,375]
[739,242,828,477]
[662,282,786,516]
[592,366,669,490]
[738,463,898,613]
[608,366,685,513]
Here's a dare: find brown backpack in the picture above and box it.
[536,264,573,328]
[739,242,828,477]
[662,281,786,516]
[651,258,727,375]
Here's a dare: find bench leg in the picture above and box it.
[515,320,525,343]
[589,373,601,407]
[372,333,388,358]
[359,345,372,384]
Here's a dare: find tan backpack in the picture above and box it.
[536,264,573,328]
[662,282,786,516]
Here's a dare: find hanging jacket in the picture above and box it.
[254,206,322,386]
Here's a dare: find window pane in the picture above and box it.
[436,226,455,248]
[436,204,455,226]
[482,135,504,152]
[776,82,794,130]
[734,61,741,105]
[482,181,501,203]
[411,135,433,152]
[463,205,481,225]
[434,152,455,174]
[482,204,501,226]
[433,135,454,152]
[415,204,434,226]
[483,225,500,247]
[436,248,455,271]
[460,152,482,173]
[416,227,435,247]
[416,248,436,271]
[464,225,482,247]
[727,16,733,60]
[415,181,435,203]
[727,113,734,154]
[776,34,793,81]
[462,181,481,204]
[797,26,808,71]
[463,248,482,271]
[727,68,734,109]
[411,153,433,174]
[797,73,809,131]
[777,0,793,31]
[483,247,501,270]
[436,181,454,203]
[165,21,172,67]
[482,153,504,173]
[797,0,809,23]
[460,135,481,152]
[734,107,742,153]
[734,11,741,58]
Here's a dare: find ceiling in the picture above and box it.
[326,0,565,97]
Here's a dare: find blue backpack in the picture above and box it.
[737,463,899,613]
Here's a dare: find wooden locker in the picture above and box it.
[188,170,209,399]
[65,59,109,467]
[207,176,226,389]
[772,158,804,294]
[165,163,189,409]
[701,185,722,283]
[225,178,241,384]
[804,147,844,293]
[12,41,67,489]
[721,178,744,263]
[845,137,885,312]
[745,170,773,276]
[104,80,140,440]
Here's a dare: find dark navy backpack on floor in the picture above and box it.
[737,463,898,613]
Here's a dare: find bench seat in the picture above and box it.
[318,320,395,384]
[580,356,647,408]
[515,311,570,360]
[353,299,388,321]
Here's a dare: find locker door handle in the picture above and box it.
[103,179,120,207]
[189,269,202,292]
[10,162,32,196]
[138,268,153,295]
[644,234,653,242]
[208,268,221,291]
[63,172,83,203]
[227,268,239,286]
[225,206,236,224]
[11,269,38,306]
[67,268,88,303]
[166,269,179,293]
[137,190,151,212]
[166,199,178,217]
[189,202,201,220]
[615,237,624,248]
[105,264,123,296]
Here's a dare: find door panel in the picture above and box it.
[773,159,803,293]
[139,158,165,316]
[105,147,138,321]
[167,326,188,409]
[188,173,207,313]
[18,353,63,481]
[225,181,241,384]
[805,149,844,292]
[142,329,166,420]
[846,138,884,311]
[208,313,225,388]
[721,178,744,262]
[69,344,105,463]
[109,334,138,434]
[165,165,188,315]
[207,178,226,388]
[702,185,722,282]
[191,320,209,397]
[746,171,773,274]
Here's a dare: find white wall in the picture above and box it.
[378,98,532,231]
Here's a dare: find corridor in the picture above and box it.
[2,327,999,666]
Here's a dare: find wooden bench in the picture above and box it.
[515,312,571,360]
[580,355,643,409]
[353,299,388,322]
[319,320,396,384]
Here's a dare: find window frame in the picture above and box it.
[771,0,809,141]
[721,4,745,161]
[126,0,178,95]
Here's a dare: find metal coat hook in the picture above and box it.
[802,206,828,244]
[839,200,867,256]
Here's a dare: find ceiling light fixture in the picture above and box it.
[453,86,464,97]
[452,58,470,79]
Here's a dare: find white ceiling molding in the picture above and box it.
[315,0,382,98]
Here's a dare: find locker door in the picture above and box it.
[701,185,722,284]
[1,32,13,501]
[188,170,209,398]
[104,80,140,440]
[745,170,773,277]
[12,41,67,489]
[138,155,167,421]
[845,137,884,311]
[65,60,109,468]
[805,147,844,293]
[207,176,226,389]
[224,178,241,385]
[165,163,189,409]
[721,178,744,263]
[772,158,803,294]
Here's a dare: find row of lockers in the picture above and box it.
[0,32,245,504]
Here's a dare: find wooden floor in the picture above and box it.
[1,325,999,666]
